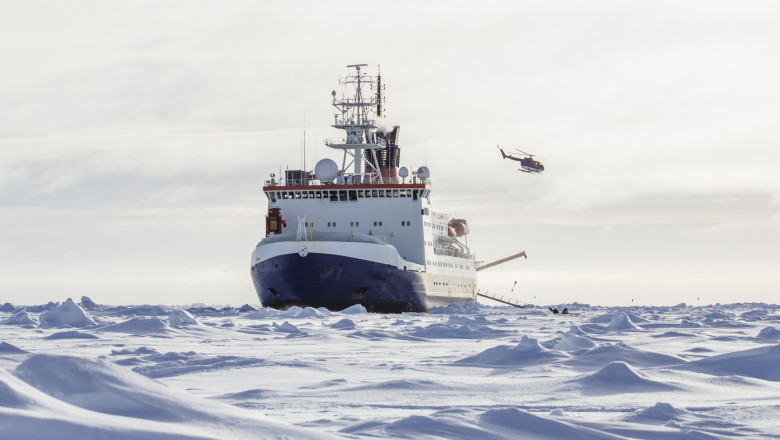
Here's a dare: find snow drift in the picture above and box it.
[38,298,96,328]
[11,354,336,439]
[455,335,568,367]
[674,344,780,381]
[566,361,679,395]
[100,317,174,335]
[563,343,685,370]
[2,310,38,326]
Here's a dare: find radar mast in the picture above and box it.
[325,64,387,183]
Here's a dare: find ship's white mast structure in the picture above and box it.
[325,64,387,184]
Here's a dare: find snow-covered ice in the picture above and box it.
[38,298,97,328]
[1,300,779,439]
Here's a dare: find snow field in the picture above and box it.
[1,299,779,439]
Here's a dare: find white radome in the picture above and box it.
[315,158,339,183]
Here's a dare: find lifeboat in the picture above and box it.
[448,219,469,237]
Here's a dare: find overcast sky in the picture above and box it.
[1,0,778,307]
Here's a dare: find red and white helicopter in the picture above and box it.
[497,146,545,174]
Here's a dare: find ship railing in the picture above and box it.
[324,137,387,148]
[344,174,421,185]
[265,175,429,187]
[434,248,472,259]
[324,137,346,146]
[475,289,525,308]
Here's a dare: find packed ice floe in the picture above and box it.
[1,300,779,439]
[38,298,97,328]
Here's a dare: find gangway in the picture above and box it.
[476,289,525,308]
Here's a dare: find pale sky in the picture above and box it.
[1,0,778,306]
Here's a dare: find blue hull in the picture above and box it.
[251,252,429,313]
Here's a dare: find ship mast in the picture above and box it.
[325,64,386,183]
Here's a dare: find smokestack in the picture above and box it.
[365,125,401,180]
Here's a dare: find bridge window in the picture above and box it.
[393,190,399,197]
[348,190,357,201]
[329,190,338,202]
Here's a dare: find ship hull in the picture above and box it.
[251,252,426,312]
[250,238,475,313]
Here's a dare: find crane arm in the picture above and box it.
[475,251,527,272]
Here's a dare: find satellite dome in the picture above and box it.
[417,166,430,180]
[315,159,339,183]
[399,167,409,178]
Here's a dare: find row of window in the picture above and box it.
[314,220,420,228]
[318,220,415,228]
[433,281,473,288]
[426,260,472,270]
[423,221,447,231]
[267,189,431,203]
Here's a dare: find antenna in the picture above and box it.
[377,65,382,117]
[424,132,428,166]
